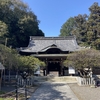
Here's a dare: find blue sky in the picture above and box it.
[23,0,100,37]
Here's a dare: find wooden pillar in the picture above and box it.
[46,60,48,76]
[43,58,48,76]
[60,58,63,76]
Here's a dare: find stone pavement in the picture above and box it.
[29,82,79,100]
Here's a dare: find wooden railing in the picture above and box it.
[77,77,95,86]
[17,76,34,87]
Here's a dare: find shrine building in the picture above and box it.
[19,36,82,76]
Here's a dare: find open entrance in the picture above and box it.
[47,62,61,76]
[45,47,62,76]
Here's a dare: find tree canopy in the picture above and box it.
[0,44,45,75]
[60,2,100,49]
[64,49,100,77]
[19,55,46,74]
[0,0,44,48]
[59,17,76,36]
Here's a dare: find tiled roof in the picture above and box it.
[20,36,82,53]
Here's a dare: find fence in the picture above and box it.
[77,77,95,86]
[2,75,16,80]
[2,75,43,87]
[17,76,34,87]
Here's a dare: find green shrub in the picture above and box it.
[0,91,5,94]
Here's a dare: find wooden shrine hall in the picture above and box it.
[19,36,82,76]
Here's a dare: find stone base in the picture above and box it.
[49,71,59,77]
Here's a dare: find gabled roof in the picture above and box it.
[20,36,82,53]
[40,44,62,52]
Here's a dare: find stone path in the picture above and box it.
[29,82,79,100]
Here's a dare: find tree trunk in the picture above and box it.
[8,68,11,82]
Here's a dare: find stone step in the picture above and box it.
[48,76,77,83]
[33,76,78,83]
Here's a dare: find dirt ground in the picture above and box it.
[68,83,100,100]
[0,82,40,100]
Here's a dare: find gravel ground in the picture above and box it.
[68,83,100,100]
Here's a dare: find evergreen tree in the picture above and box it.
[87,2,100,49]
[0,0,44,48]
[59,17,76,36]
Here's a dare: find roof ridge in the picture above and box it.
[30,36,75,40]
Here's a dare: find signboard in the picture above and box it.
[68,67,75,74]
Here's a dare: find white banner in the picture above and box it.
[68,67,75,74]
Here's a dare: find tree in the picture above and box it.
[59,17,76,36]
[64,49,100,77]
[60,2,100,50]
[0,44,20,81]
[0,21,8,44]
[0,21,8,36]
[86,2,100,49]
[73,14,88,45]
[19,56,45,74]
[0,44,45,76]
[73,2,100,49]
[0,0,44,48]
